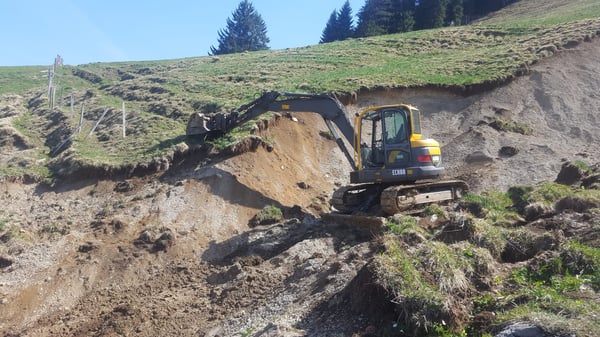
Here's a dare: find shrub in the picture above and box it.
[252,204,283,226]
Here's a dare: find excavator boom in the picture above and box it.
[187,91,358,170]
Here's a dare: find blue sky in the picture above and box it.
[1,0,365,66]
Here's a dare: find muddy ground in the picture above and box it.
[0,39,599,336]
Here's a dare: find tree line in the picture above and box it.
[210,0,517,55]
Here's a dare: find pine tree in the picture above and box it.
[355,0,394,37]
[320,1,354,43]
[390,0,416,33]
[320,10,340,43]
[415,0,450,29]
[446,0,463,25]
[209,0,270,55]
[336,1,354,40]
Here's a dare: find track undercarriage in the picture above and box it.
[330,180,468,216]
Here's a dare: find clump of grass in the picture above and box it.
[499,261,600,336]
[208,114,275,150]
[459,190,519,226]
[526,182,574,205]
[251,205,283,226]
[561,241,600,290]
[490,118,533,135]
[422,204,446,218]
[573,160,592,174]
[375,237,448,333]
[418,241,474,294]
[385,214,418,236]
[375,235,489,334]
[471,219,507,259]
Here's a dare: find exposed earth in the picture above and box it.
[0,39,599,337]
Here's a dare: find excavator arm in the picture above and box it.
[187,91,358,170]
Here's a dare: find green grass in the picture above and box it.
[460,190,519,225]
[385,214,419,236]
[497,245,600,336]
[0,66,48,95]
[526,182,575,204]
[377,174,600,336]
[479,0,600,26]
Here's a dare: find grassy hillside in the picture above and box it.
[0,0,599,177]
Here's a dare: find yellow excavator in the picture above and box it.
[187,91,467,215]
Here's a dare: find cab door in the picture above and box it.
[382,107,411,171]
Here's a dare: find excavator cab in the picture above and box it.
[358,107,410,168]
[352,104,444,184]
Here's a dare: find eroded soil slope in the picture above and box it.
[0,40,599,336]
[352,39,600,192]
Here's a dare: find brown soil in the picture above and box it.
[1,39,599,336]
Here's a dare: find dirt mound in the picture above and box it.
[1,39,600,337]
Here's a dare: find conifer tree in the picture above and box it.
[446,0,464,25]
[336,1,354,40]
[415,0,450,29]
[390,0,416,33]
[209,0,270,55]
[320,10,340,43]
[320,1,354,43]
[355,0,394,37]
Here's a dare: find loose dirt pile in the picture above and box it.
[0,40,599,336]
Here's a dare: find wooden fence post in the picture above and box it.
[51,86,56,109]
[78,103,85,133]
[47,67,53,97]
[122,102,126,137]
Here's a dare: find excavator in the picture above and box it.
[187,91,467,215]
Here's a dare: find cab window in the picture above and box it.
[384,108,409,144]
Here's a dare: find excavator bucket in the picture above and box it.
[186,113,211,137]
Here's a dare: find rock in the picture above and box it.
[153,230,175,252]
[494,322,548,337]
[555,195,600,213]
[524,202,554,221]
[466,151,494,164]
[110,219,125,232]
[582,172,600,189]
[114,180,134,193]
[135,229,155,245]
[0,256,13,269]
[297,182,310,189]
[250,323,306,337]
[78,242,97,253]
[555,162,584,186]
[499,146,519,157]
